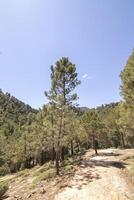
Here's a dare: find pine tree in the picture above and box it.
[45,57,80,175]
[81,110,101,155]
[120,51,134,147]
[120,51,134,106]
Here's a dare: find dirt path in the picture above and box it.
[1,149,134,200]
[55,149,134,200]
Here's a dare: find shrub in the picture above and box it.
[0,165,10,176]
[33,168,56,185]
[0,182,8,199]
[64,164,73,172]
[33,162,54,177]
[16,169,30,178]
[130,164,134,176]
[63,159,72,166]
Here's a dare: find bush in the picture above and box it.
[64,164,73,172]
[16,169,30,178]
[0,182,8,199]
[130,164,134,176]
[33,168,56,185]
[63,159,72,166]
[33,162,54,177]
[0,165,10,176]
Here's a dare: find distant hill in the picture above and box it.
[79,103,119,112]
[0,90,38,137]
[79,107,89,111]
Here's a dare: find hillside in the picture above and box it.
[0,90,38,175]
[0,90,37,129]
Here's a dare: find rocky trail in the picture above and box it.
[55,149,134,200]
[1,149,134,200]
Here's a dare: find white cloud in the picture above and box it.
[82,74,88,79]
[82,74,92,80]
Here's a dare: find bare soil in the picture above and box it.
[55,149,134,200]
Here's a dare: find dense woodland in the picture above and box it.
[0,52,134,176]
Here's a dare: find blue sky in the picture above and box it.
[0,0,134,108]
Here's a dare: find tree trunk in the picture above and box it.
[92,135,98,155]
[55,114,62,175]
[32,157,35,167]
[86,141,90,149]
[51,114,55,162]
[51,146,56,162]
[71,140,74,155]
[121,132,125,148]
[56,148,60,175]
[77,142,80,152]
[61,146,65,161]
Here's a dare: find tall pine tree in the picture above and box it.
[45,57,80,175]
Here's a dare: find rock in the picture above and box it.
[27,194,32,198]
[14,195,22,200]
[14,195,19,198]
[40,188,46,194]
[32,190,36,194]
[40,184,44,187]
[59,184,68,189]
[27,190,36,198]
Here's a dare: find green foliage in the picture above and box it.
[130,164,134,177]
[16,169,30,178]
[63,159,73,172]
[122,155,134,179]
[0,165,10,176]
[81,110,102,144]
[0,90,37,131]
[64,164,73,172]
[45,57,80,175]
[33,168,56,185]
[120,51,134,147]
[0,91,38,174]
[0,182,8,199]
[33,162,54,177]
[50,57,80,105]
[82,110,101,133]
[120,51,134,106]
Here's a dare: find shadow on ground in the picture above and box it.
[79,159,127,169]
[64,168,100,190]
[97,152,121,157]
[3,194,9,200]
[59,151,127,190]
